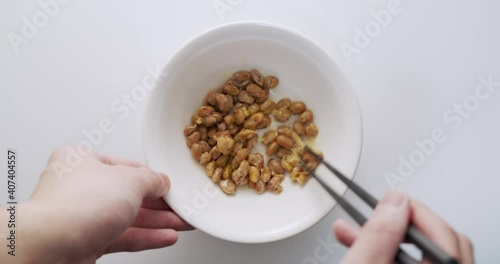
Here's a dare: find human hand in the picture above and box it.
[9,147,193,264]
[334,190,474,264]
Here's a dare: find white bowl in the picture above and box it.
[143,21,362,243]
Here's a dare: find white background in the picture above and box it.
[1,0,499,263]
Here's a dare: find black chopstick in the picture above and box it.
[304,147,458,264]
[307,168,419,264]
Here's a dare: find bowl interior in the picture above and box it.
[143,22,362,243]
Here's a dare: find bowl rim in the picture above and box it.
[142,20,364,243]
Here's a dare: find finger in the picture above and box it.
[142,198,171,210]
[132,208,194,231]
[46,147,68,164]
[104,228,178,254]
[458,234,474,264]
[341,190,410,264]
[131,168,171,199]
[94,152,145,167]
[410,200,461,261]
[333,219,360,247]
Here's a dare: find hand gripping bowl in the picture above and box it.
[143,22,363,243]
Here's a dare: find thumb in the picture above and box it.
[341,190,410,264]
[132,167,171,199]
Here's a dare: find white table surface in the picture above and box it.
[2,0,499,263]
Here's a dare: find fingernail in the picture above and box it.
[157,172,171,191]
[382,189,406,207]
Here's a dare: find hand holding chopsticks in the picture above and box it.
[303,146,468,264]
